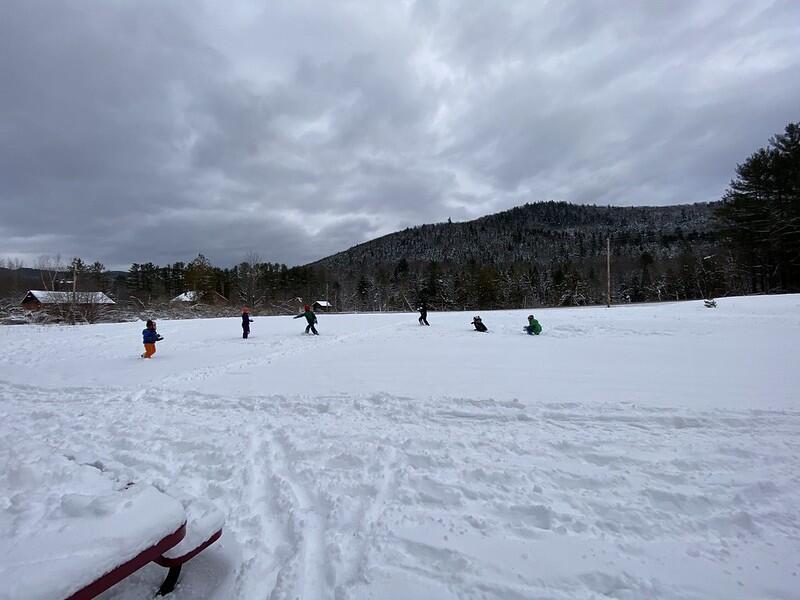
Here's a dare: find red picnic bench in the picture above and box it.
[4,484,224,600]
[153,498,225,596]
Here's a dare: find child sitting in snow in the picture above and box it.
[141,319,163,358]
[471,315,488,332]
[525,314,542,335]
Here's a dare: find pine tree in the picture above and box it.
[716,122,800,292]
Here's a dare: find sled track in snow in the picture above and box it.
[232,421,290,600]
[159,319,408,388]
[3,384,800,598]
[266,428,331,600]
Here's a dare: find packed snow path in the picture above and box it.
[1,296,799,599]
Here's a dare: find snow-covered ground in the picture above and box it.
[1,295,799,599]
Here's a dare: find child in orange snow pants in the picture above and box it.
[141,319,163,358]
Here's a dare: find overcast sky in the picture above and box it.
[1,0,798,268]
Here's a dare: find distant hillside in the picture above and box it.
[301,201,724,309]
[314,201,718,270]
[0,202,726,313]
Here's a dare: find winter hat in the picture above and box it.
[304,304,311,311]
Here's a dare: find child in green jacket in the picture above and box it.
[525,314,542,335]
[294,304,319,335]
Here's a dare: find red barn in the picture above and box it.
[21,290,115,310]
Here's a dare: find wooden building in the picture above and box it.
[313,300,334,312]
[21,290,115,311]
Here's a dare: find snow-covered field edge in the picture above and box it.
[1,295,799,599]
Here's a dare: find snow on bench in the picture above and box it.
[1,484,186,600]
[0,447,224,599]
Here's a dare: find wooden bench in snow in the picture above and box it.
[2,484,224,600]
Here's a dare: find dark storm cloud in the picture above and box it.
[1,0,798,268]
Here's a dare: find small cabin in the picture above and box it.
[21,290,115,311]
[313,300,333,312]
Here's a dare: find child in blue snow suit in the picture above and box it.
[141,319,163,358]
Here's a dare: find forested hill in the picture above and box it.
[0,201,723,313]
[314,201,718,269]
[302,201,725,309]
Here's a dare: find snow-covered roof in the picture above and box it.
[313,300,333,307]
[171,291,199,302]
[22,290,115,305]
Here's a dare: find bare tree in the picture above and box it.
[37,254,64,292]
[74,292,114,324]
[236,252,263,308]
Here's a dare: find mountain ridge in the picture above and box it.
[311,200,718,270]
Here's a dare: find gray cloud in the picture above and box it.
[1,0,798,268]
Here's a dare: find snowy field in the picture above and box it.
[1,295,800,599]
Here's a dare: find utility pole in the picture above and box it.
[72,262,78,324]
[606,236,611,308]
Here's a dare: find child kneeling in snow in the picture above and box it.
[471,316,488,332]
[141,319,163,358]
[525,314,542,335]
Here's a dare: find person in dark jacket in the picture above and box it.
[294,304,318,335]
[470,315,488,332]
[525,314,542,335]
[418,301,430,326]
[141,319,163,358]
[241,306,254,338]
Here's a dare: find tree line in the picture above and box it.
[2,121,797,314]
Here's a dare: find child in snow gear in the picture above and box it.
[242,306,254,339]
[294,304,318,335]
[141,319,163,358]
[471,316,488,332]
[525,314,542,335]
[418,301,430,326]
